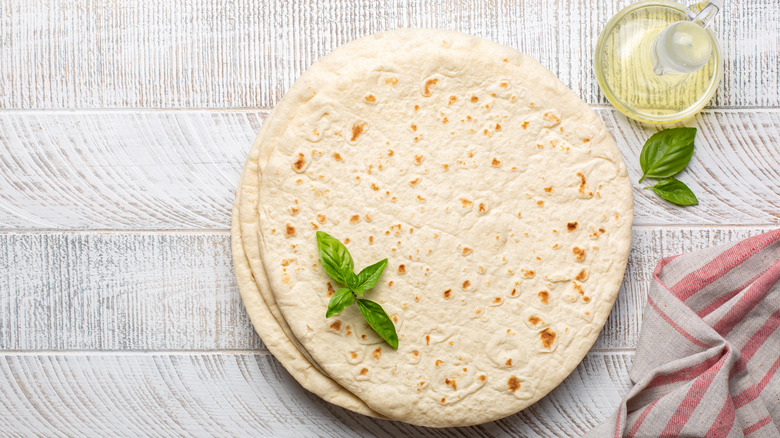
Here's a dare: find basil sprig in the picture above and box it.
[638,127,699,206]
[316,231,397,349]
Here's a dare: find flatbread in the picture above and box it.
[232,110,381,417]
[241,29,633,427]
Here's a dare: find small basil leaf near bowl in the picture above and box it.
[639,127,696,183]
[645,177,699,206]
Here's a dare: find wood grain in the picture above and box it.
[0,109,777,230]
[1,227,773,352]
[0,0,777,110]
[0,351,632,437]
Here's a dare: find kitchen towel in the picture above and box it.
[586,228,780,437]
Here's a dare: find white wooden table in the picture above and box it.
[1,1,778,436]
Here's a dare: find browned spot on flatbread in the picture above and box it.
[329,321,342,331]
[369,235,374,244]
[365,94,376,103]
[372,347,382,360]
[385,77,398,86]
[544,112,560,124]
[575,269,588,281]
[470,96,478,102]
[495,123,502,131]
[293,153,306,171]
[528,316,542,326]
[444,378,457,390]
[573,246,585,261]
[462,280,471,289]
[567,222,578,231]
[310,221,319,229]
[443,289,452,299]
[350,123,366,142]
[398,264,406,274]
[478,203,486,213]
[425,335,430,345]
[538,290,549,304]
[507,376,520,392]
[317,214,326,224]
[361,334,367,340]
[435,360,443,367]
[423,78,438,96]
[523,270,535,278]
[537,200,544,206]
[411,124,417,131]
[415,155,424,164]
[409,178,420,186]
[509,288,518,297]
[371,183,379,191]
[285,224,296,237]
[493,297,502,304]
[350,215,360,223]
[505,358,512,367]
[462,247,472,256]
[327,282,335,297]
[540,328,556,349]
[440,397,446,404]
[290,207,299,215]
[332,152,342,161]
[576,172,593,197]
[359,368,368,376]
[344,238,350,245]
[522,121,529,129]
[491,158,501,167]
[350,351,358,359]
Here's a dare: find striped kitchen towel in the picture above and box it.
[586,228,780,438]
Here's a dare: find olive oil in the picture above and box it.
[594,2,722,123]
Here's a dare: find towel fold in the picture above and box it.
[587,228,780,438]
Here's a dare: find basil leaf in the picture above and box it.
[316,231,354,286]
[356,298,398,349]
[639,127,696,182]
[352,259,388,295]
[325,288,355,318]
[646,178,699,206]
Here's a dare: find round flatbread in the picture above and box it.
[241,29,633,427]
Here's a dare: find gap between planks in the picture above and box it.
[0,349,637,356]
[0,224,775,234]
[2,107,780,114]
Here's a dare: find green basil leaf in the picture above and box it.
[345,271,359,291]
[639,127,696,182]
[646,177,699,206]
[356,298,398,349]
[352,259,388,295]
[325,288,355,318]
[316,231,354,286]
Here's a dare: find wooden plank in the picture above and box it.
[0,0,777,109]
[1,227,773,352]
[0,351,632,436]
[0,232,264,351]
[0,109,777,230]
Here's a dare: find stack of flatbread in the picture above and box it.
[232,29,633,427]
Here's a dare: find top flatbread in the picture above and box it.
[244,29,633,427]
